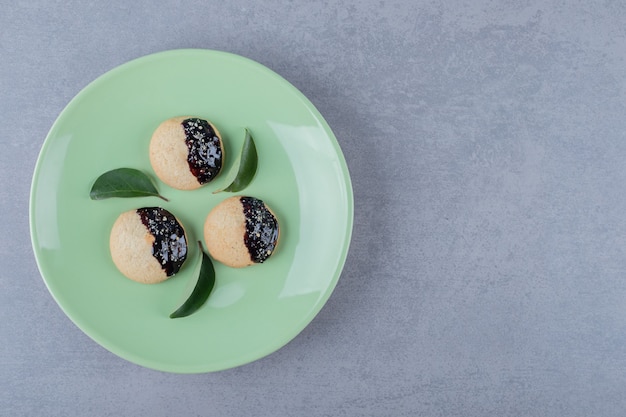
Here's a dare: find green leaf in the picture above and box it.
[170,242,216,319]
[90,168,168,201]
[215,128,258,193]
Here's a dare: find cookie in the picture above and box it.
[110,207,188,284]
[204,196,280,268]
[149,116,224,190]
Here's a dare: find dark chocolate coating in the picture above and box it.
[181,118,222,184]
[240,197,279,263]
[137,207,187,276]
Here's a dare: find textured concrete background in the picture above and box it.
[2,1,626,416]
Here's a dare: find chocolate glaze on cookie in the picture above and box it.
[240,197,279,263]
[181,118,223,185]
[137,207,188,276]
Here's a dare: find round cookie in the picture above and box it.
[149,116,224,190]
[110,207,188,284]
[204,196,280,268]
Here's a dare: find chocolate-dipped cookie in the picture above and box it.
[149,116,224,190]
[204,196,279,268]
[110,207,188,283]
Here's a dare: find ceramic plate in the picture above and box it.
[29,49,353,373]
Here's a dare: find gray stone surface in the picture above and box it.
[2,0,626,415]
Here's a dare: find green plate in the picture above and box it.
[29,49,353,373]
